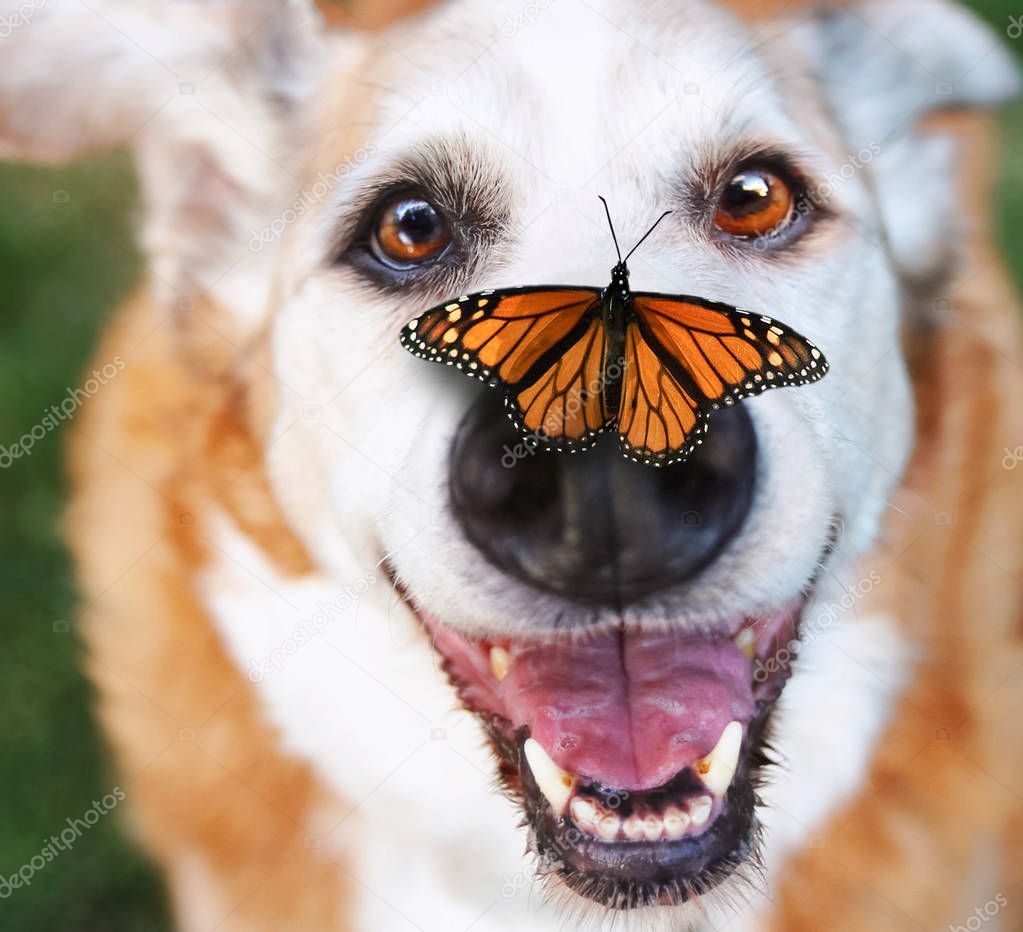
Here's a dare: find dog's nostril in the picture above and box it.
[449,392,756,606]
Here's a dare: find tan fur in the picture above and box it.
[319,0,435,30]
[62,2,1023,929]
[67,298,344,930]
[769,124,1023,931]
[65,8,403,924]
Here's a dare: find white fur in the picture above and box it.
[757,607,912,861]
[199,512,910,931]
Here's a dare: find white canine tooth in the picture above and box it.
[622,814,644,841]
[663,807,690,839]
[570,797,599,831]
[734,627,756,660]
[596,813,621,842]
[489,646,510,681]
[695,721,743,796]
[523,739,575,816]
[642,815,663,842]
[689,795,713,827]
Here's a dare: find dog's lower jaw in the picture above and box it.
[197,505,911,931]
[517,716,770,912]
[410,586,804,912]
[485,681,783,913]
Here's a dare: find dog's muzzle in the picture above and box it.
[411,390,800,909]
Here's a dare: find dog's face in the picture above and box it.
[3,0,1014,924]
[263,0,880,907]
[268,0,885,905]
[245,0,1016,918]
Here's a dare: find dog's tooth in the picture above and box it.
[622,814,644,841]
[663,807,690,839]
[642,815,663,842]
[734,627,756,660]
[695,720,743,797]
[689,795,713,827]
[570,797,599,831]
[596,813,620,842]
[523,739,574,817]
[489,646,509,681]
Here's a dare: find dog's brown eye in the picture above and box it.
[372,194,451,266]
[714,168,794,238]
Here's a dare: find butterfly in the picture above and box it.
[400,199,828,466]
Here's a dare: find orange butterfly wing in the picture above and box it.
[508,315,611,445]
[401,287,613,449]
[618,321,704,465]
[617,295,828,465]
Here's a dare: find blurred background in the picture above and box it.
[0,2,1020,929]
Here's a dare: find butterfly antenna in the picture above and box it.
[624,210,673,262]
[598,195,623,263]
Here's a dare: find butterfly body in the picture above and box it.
[401,259,828,467]
[594,261,631,415]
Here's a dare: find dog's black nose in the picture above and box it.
[449,392,756,606]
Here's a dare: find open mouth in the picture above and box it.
[417,603,802,909]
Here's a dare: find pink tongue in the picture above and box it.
[499,628,754,790]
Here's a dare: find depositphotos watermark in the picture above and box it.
[949,893,1007,932]
[247,571,377,681]
[1002,445,1023,470]
[752,570,883,684]
[0,357,125,468]
[499,0,557,37]
[0,787,125,898]
[0,0,48,39]
[248,145,376,252]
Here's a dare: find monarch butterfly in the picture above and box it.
[400,200,828,466]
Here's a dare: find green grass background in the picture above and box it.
[0,3,1021,929]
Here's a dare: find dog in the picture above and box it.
[2,0,1022,928]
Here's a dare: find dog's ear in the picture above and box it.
[0,0,333,335]
[798,0,1018,143]
[0,0,321,161]
[782,0,1019,282]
